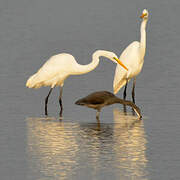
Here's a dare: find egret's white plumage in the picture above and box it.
[113,9,149,101]
[26,53,78,89]
[26,50,128,116]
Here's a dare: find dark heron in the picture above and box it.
[75,91,142,119]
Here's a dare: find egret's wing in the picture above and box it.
[113,65,127,94]
[36,54,73,80]
[113,41,140,94]
[26,53,75,88]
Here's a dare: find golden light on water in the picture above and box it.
[26,118,79,180]
[113,108,148,179]
[26,111,148,179]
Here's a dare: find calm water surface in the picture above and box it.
[0,0,180,179]
[26,112,147,180]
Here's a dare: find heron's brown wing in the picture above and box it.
[84,96,105,105]
[84,91,115,105]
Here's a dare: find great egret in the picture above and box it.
[26,50,128,116]
[113,9,149,103]
[75,91,142,119]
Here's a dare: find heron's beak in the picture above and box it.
[140,13,147,19]
[113,57,128,71]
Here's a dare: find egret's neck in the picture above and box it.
[74,50,114,75]
[140,19,147,60]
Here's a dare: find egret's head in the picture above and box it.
[107,52,128,71]
[113,56,128,71]
[93,50,128,71]
[140,9,149,19]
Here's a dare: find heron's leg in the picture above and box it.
[96,110,100,120]
[59,86,63,117]
[132,78,136,103]
[45,88,53,116]
[96,115,100,124]
[123,79,128,100]
[96,122,101,131]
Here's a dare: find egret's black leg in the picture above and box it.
[123,79,128,100]
[59,87,63,117]
[123,104,127,114]
[45,88,53,116]
[123,79,128,111]
[132,78,136,103]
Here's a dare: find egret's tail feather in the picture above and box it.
[26,74,42,88]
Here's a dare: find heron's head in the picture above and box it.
[140,9,149,20]
[75,99,86,106]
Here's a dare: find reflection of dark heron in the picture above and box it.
[75,91,142,119]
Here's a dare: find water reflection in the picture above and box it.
[26,118,79,180]
[113,108,148,179]
[26,113,148,180]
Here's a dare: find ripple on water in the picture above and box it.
[26,109,149,180]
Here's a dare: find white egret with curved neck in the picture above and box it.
[113,9,149,103]
[26,50,128,116]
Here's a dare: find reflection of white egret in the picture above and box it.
[26,114,148,179]
[26,118,79,180]
[26,118,111,179]
[26,50,128,116]
[113,9,149,103]
[113,108,148,179]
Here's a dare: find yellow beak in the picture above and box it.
[140,13,147,19]
[113,57,128,71]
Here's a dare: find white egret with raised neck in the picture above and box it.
[113,9,149,103]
